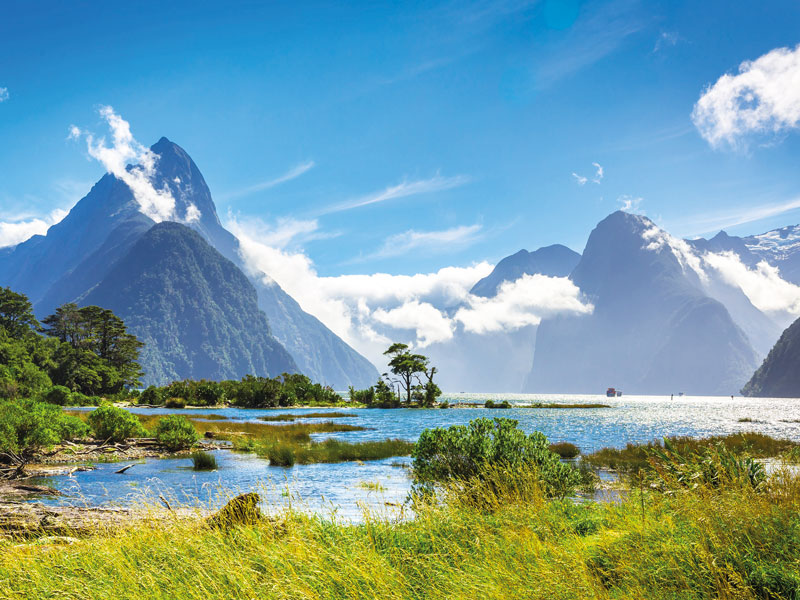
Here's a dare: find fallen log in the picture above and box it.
[114,464,136,474]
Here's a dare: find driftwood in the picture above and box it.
[114,464,136,474]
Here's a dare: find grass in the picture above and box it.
[253,438,414,466]
[63,410,410,465]
[2,459,800,599]
[585,431,800,473]
[190,451,217,471]
[358,480,387,492]
[258,412,354,422]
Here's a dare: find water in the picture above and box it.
[32,393,800,518]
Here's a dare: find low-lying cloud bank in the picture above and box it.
[0,208,69,248]
[230,217,593,365]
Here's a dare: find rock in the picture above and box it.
[207,493,262,529]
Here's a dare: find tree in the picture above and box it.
[383,343,429,405]
[44,304,144,392]
[0,287,40,338]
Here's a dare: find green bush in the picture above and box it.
[41,385,72,406]
[87,403,147,443]
[412,418,581,499]
[0,399,89,462]
[139,385,164,405]
[155,415,198,451]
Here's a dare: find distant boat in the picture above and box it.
[616,390,623,397]
[606,387,617,397]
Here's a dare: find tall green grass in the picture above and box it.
[2,462,800,599]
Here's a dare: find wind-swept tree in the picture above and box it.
[383,343,431,405]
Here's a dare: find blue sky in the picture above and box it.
[2,0,800,279]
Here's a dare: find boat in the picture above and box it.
[606,387,617,397]
[616,390,623,397]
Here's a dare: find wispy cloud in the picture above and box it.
[618,195,643,212]
[70,106,199,223]
[535,1,644,89]
[674,196,800,237]
[692,43,800,150]
[573,162,603,186]
[322,174,470,214]
[225,213,337,250]
[372,224,483,259]
[653,31,679,53]
[0,87,8,102]
[221,161,315,200]
[592,162,604,183]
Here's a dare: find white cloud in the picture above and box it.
[592,162,604,183]
[373,224,483,258]
[455,274,592,334]
[703,251,800,318]
[0,87,8,102]
[71,106,198,224]
[228,216,593,365]
[323,174,470,214]
[573,162,603,186]
[373,301,455,347]
[0,208,69,248]
[642,222,707,282]
[222,161,315,200]
[618,195,642,212]
[692,43,800,149]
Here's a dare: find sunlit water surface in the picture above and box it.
[32,393,800,519]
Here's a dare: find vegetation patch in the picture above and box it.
[585,431,800,474]
[550,442,580,459]
[258,412,354,422]
[190,451,217,471]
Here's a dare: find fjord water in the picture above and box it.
[37,393,800,518]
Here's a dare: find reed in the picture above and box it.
[190,451,218,471]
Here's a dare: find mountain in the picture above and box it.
[525,211,759,395]
[83,222,297,385]
[743,225,800,285]
[0,138,378,388]
[470,244,581,297]
[741,317,800,398]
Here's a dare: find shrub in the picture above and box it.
[165,397,186,409]
[139,385,164,405]
[412,418,581,499]
[155,415,198,451]
[550,442,580,459]
[41,385,72,406]
[0,399,89,466]
[190,451,217,471]
[87,403,147,443]
[485,400,511,409]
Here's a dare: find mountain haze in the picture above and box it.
[526,211,759,395]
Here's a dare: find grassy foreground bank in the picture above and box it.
[3,467,800,599]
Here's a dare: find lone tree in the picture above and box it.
[383,343,442,406]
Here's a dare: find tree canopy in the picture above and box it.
[0,289,144,399]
